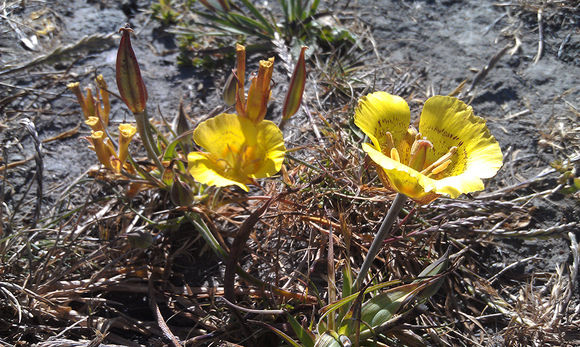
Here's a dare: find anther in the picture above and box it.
[390,148,400,162]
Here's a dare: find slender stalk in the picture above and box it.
[134,109,164,173]
[354,193,408,291]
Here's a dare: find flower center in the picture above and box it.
[384,130,456,177]
[219,143,262,176]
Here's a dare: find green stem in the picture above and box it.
[134,109,164,173]
[354,193,408,291]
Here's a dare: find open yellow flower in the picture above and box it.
[188,113,286,191]
[355,92,503,204]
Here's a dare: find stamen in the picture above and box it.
[385,131,395,152]
[390,148,400,162]
[421,146,457,175]
[409,138,433,171]
[430,159,451,175]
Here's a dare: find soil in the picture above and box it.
[1,0,579,345]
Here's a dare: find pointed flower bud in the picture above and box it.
[116,26,148,114]
[95,74,110,126]
[90,131,114,169]
[67,82,90,120]
[85,116,104,132]
[235,44,246,117]
[222,69,237,106]
[170,176,195,206]
[282,46,307,121]
[118,123,137,171]
[84,87,96,118]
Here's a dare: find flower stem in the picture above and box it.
[354,193,408,291]
[134,109,164,173]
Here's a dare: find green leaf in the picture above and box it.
[317,280,401,328]
[287,314,315,347]
[314,332,344,347]
[357,282,420,329]
[264,322,302,347]
[239,0,276,35]
[414,248,450,303]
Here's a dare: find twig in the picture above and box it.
[20,118,43,228]
[219,297,285,315]
[148,275,182,347]
[464,44,512,96]
[533,8,543,64]
[302,103,324,147]
[488,255,539,284]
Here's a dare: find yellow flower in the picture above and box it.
[188,113,286,191]
[355,92,503,204]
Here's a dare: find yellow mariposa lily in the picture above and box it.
[188,113,286,191]
[355,92,503,204]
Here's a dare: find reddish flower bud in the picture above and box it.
[282,46,307,121]
[116,26,148,114]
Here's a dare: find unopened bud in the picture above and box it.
[90,131,114,169]
[118,123,137,171]
[246,57,274,123]
[116,26,148,114]
[67,82,90,120]
[95,74,110,126]
[170,176,195,206]
[85,116,104,132]
[282,46,307,121]
[222,70,237,106]
[85,87,96,118]
[235,44,246,116]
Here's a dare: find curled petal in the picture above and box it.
[354,92,411,161]
[188,152,250,192]
[364,143,440,204]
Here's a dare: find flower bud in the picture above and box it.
[118,123,137,171]
[282,46,307,121]
[85,116,104,132]
[90,131,114,169]
[84,87,96,118]
[67,82,90,120]
[95,74,110,126]
[235,44,246,117]
[246,57,274,123]
[116,26,148,114]
[222,69,237,106]
[170,176,195,206]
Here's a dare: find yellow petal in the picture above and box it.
[190,113,286,190]
[418,96,503,195]
[354,92,411,156]
[252,120,286,178]
[363,143,439,204]
[187,152,249,191]
[193,113,255,158]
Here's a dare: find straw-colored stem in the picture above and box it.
[354,193,408,291]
